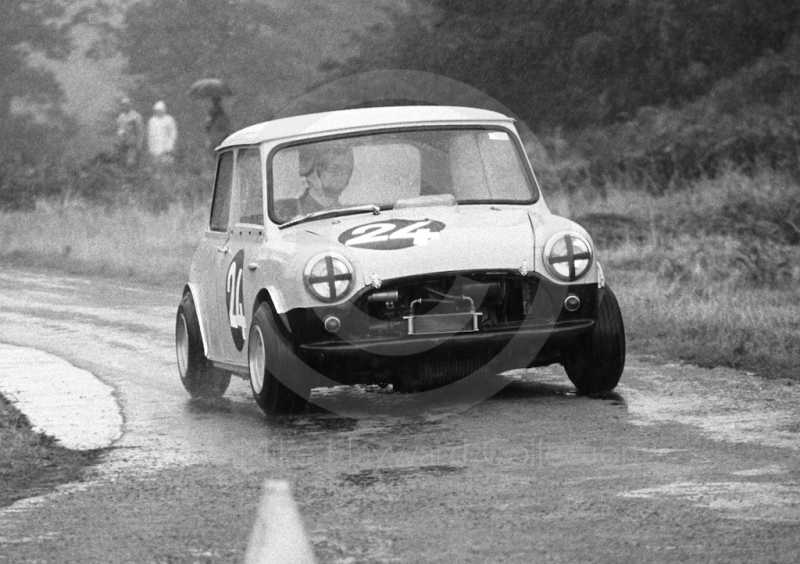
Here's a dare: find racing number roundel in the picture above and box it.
[338,219,445,250]
[225,250,246,351]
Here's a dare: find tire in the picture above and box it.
[176,292,231,398]
[564,286,625,394]
[248,303,310,416]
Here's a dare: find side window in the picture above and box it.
[237,148,263,225]
[271,147,305,202]
[210,151,233,232]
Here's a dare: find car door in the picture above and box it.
[216,147,265,365]
[192,150,234,362]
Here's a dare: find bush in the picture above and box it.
[0,158,65,211]
[574,171,800,290]
[0,152,215,214]
[554,43,800,193]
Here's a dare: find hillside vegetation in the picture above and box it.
[328,0,800,189]
[1,1,799,191]
[1,1,799,205]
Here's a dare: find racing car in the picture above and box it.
[175,105,625,415]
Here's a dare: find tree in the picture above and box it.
[116,0,321,163]
[329,0,800,129]
[0,0,71,158]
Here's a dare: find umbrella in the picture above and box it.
[188,78,233,98]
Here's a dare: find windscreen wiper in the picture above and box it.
[278,205,380,229]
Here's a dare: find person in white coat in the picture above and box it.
[147,101,178,165]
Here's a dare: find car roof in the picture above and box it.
[219,105,514,149]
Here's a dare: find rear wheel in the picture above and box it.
[564,286,625,393]
[176,292,231,398]
[248,303,310,416]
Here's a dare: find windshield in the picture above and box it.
[269,128,538,224]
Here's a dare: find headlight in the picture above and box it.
[303,252,354,302]
[544,232,593,281]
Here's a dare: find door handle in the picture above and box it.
[215,246,229,254]
[248,263,258,271]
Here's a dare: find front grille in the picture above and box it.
[404,312,481,335]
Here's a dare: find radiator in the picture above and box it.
[404,312,481,335]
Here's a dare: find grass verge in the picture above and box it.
[0,200,206,287]
[611,267,800,380]
[0,395,102,508]
[554,171,800,381]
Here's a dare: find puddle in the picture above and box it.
[621,362,800,450]
[285,415,360,434]
[630,447,688,455]
[620,480,800,523]
[339,465,465,487]
[731,465,788,477]
[0,344,123,450]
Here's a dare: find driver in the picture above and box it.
[297,142,354,214]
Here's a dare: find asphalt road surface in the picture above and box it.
[0,267,798,563]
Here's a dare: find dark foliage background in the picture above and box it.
[333,0,798,124]
[327,0,800,188]
[1,0,799,208]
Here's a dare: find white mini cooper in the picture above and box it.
[175,106,625,416]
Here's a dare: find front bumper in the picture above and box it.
[297,319,594,385]
[282,275,600,386]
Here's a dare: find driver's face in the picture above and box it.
[318,152,353,195]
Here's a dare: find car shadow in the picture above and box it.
[262,372,628,429]
[186,396,235,414]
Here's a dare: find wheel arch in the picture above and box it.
[183,283,210,357]
[252,288,294,337]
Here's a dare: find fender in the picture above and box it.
[253,287,293,337]
[185,282,210,357]
[264,283,290,315]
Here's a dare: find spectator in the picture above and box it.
[116,97,144,168]
[147,101,178,166]
[205,97,231,153]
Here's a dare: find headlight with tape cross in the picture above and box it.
[545,232,593,281]
[304,252,354,302]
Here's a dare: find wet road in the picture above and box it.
[0,268,799,563]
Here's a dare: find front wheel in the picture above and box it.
[564,286,625,394]
[248,303,310,416]
[176,292,231,398]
